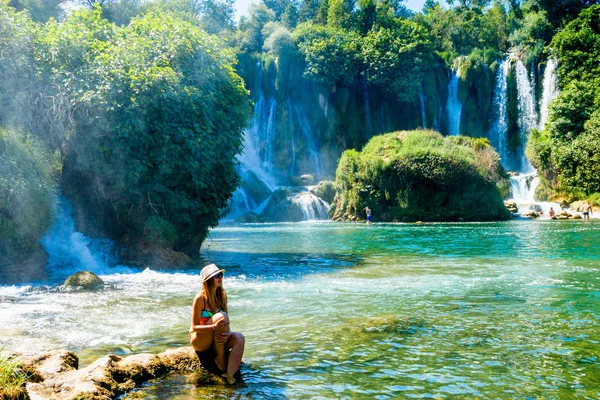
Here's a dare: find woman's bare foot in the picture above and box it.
[221,372,236,385]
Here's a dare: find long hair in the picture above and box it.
[200,277,228,313]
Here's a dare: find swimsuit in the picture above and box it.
[190,309,223,335]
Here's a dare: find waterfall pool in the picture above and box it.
[1,221,599,398]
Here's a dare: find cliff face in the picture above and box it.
[236,52,452,182]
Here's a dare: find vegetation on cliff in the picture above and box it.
[330,130,510,222]
[0,129,55,260]
[0,3,251,259]
[527,5,600,200]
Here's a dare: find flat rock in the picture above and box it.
[25,347,202,400]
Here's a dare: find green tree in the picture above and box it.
[42,8,251,253]
[292,22,361,87]
[528,6,600,198]
[362,21,432,101]
[237,3,276,52]
[9,0,63,21]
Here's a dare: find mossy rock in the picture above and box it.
[311,180,336,204]
[64,271,104,290]
[330,130,511,222]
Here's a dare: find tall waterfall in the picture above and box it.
[488,59,510,169]
[419,87,427,129]
[515,60,537,172]
[293,104,322,177]
[539,58,559,130]
[446,69,462,136]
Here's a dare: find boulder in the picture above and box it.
[504,201,518,213]
[119,246,191,270]
[236,211,265,223]
[523,211,540,219]
[25,347,203,400]
[64,271,104,290]
[572,214,582,219]
[311,180,336,204]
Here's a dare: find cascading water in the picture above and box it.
[290,191,329,220]
[515,59,537,172]
[40,196,132,279]
[488,59,510,169]
[293,104,322,177]
[446,69,462,136]
[419,88,427,129]
[539,58,559,130]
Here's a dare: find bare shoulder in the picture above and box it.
[192,293,204,307]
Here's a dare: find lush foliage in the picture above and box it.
[0,2,251,257]
[0,129,55,258]
[527,5,600,198]
[331,130,510,222]
[43,8,251,252]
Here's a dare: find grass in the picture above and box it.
[0,350,28,400]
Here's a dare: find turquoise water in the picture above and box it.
[131,221,600,398]
[2,221,600,398]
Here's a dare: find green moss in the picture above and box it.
[331,130,510,222]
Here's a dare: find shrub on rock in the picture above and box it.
[330,130,511,222]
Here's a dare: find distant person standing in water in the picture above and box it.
[364,206,372,224]
[190,264,245,384]
[549,207,556,218]
[582,202,593,220]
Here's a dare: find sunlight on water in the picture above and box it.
[2,221,600,398]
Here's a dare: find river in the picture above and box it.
[1,221,599,398]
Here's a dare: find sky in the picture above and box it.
[234,0,447,20]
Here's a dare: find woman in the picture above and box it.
[190,263,245,384]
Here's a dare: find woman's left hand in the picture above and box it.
[215,331,230,344]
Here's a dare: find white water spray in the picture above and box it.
[446,69,462,136]
[539,58,559,130]
[290,191,329,220]
[515,60,537,172]
[488,59,510,169]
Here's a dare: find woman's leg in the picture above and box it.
[210,312,230,372]
[189,330,213,352]
[222,332,245,384]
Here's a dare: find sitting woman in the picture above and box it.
[190,264,245,384]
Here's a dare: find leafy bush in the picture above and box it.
[330,130,510,222]
[0,129,55,259]
[527,6,600,199]
[44,8,251,253]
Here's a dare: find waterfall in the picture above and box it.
[446,69,462,136]
[290,191,329,220]
[515,60,537,172]
[40,196,128,279]
[363,80,372,136]
[419,87,427,129]
[293,104,322,177]
[287,99,296,175]
[509,173,538,203]
[509,173,562,216]
[539,58,559,130]
[488,59,510,169]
